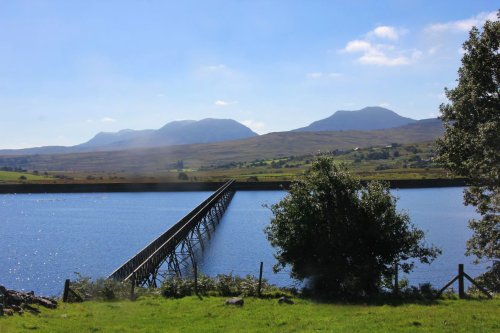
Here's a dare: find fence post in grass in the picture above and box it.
[258,261,264,297]
[130,274,136,301]
[458,264,465,299]
[63,279,70,302]
[394,262,399,296]
[194,262,198,296]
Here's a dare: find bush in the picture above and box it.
[178,172,189,180]
[469,262,500,293]
[70,273,133,301]
[265,157,440,298]
[160,274,283,298]
[375,164,392,171]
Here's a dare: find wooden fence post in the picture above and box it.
[63,279,70,302]
[394,262,399,296]
[194,262,198,296]
[130,274,136,301]
[258,262,264,297]
[458,264,465,299]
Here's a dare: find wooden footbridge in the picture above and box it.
[108,179,235,287]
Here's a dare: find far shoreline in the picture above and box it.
[0,178,468,194]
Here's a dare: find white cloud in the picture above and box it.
[426,11,497,33]
[343,39,420,66]
[342,26,422,67]
[378,102,390,108]
[343,40,372,53]
[101,117,116,123]
[241,120,266,133]
[307,72,342,79]
[358,49,410,66]
[368,26,401,40]
[215,100,236,107]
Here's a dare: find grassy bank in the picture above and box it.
[1,296,499,332]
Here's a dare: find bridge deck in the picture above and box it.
[108,179,235,284]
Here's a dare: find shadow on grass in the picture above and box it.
[300,293,495,306]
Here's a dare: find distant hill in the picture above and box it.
[0,118,258,155]
[0,118,443,172]
[78,118,259,150]
[294,106,417,132]
[77,129,155,148]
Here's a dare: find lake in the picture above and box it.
[0,187,486,296]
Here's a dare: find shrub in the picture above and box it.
[160,274,279,298]
[265,157,440,298]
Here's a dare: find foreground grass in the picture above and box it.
[2,297,499,332]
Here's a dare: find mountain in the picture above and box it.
[77,129,155,148]
[0,110,433,157]
[0,118,443,172]
[294,107,417,132]
[0,118,258,155]
[80,118,258,149]
[151,118,258,146]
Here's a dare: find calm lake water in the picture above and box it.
[0,188,486,296]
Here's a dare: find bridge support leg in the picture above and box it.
[109,181,236,287]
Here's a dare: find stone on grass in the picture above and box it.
[278,296,294,304]
[225,297,244,306]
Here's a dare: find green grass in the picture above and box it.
[1,297,499,332]
[0,170,50,182]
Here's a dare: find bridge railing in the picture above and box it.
[108,179,235,282]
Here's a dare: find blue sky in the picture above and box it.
[0,1,498,149]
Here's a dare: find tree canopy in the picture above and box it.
[435,12,499,291]
[265,157,439,297]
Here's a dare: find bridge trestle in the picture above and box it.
[108,180,235,288]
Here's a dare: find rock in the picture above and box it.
[278,296,294,304]
[0,285,58,315]
[225,297,244,306]
[22,304,41,315]
[37,297,57,309]
[11,304,22,313]
[6,291,23,306]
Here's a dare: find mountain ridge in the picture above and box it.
[0,109,437,156]
[0,118,444,172]
[0,118,258,155]
[294,106,417,132]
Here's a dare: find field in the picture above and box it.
[0,142,455,184]
[0,170,52,183]
[0,121,444,177]
[1,296,499,332]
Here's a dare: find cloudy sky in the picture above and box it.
[0,1,498,148]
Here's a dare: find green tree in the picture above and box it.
[435,13,499,291]
[265,157,439,297]
[178,172,189,181]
